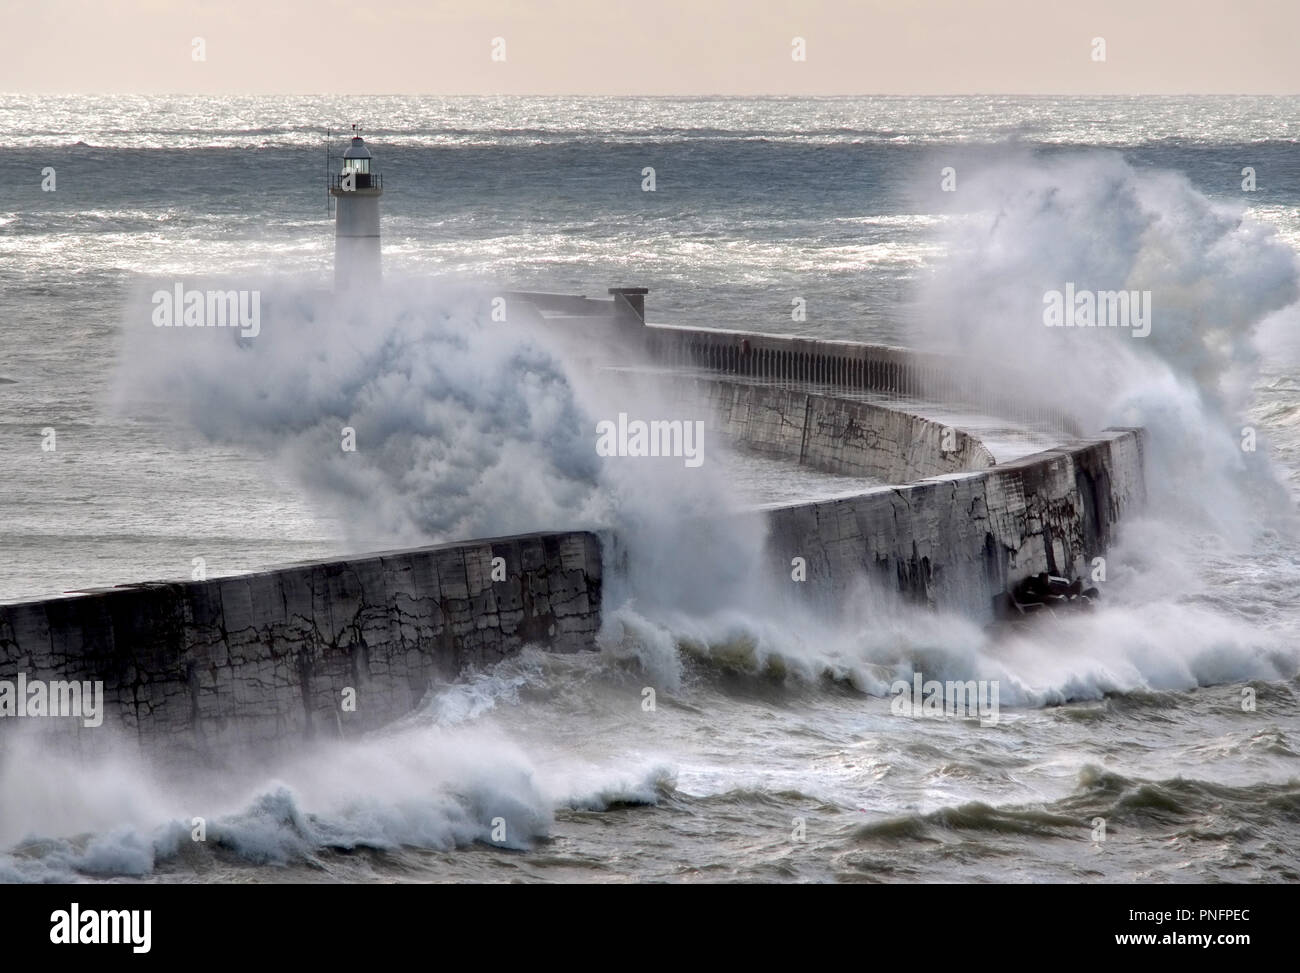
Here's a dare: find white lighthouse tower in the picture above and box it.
[329,129,383,291]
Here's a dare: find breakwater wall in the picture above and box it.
[0,328,1147,761]
[509,290,1077,432]
[679,376,995,480]
[0,532,602,763]
[764,427,1145,619]
[642,323,1084,437]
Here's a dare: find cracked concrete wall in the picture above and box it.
[764,428,1146,620]
[0,531,602,764]
[676,377,994,480]
[0,424,1145,763]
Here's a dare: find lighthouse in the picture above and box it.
[329,131,383,291]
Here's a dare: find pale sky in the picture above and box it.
[3,0,1296,95]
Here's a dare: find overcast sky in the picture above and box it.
[3,0,1296,95]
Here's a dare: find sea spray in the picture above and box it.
[912,149,1300,540]
[114,276,613,547]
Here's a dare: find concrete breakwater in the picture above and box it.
[763,427,1145,620]
[679,376,995,481]
[642,323,1084,437]
[0,329,1146,761]
[0,532,602,762]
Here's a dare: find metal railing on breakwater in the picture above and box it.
[641,323,1084,439]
